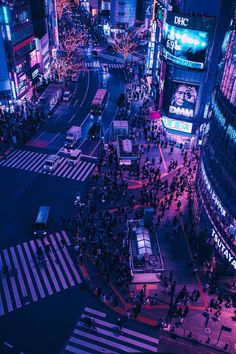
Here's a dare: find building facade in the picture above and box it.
[110,0,137,28]
[0,0,39,103]
[196,7,236,274]
[149,0,234,146]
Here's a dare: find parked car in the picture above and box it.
[71,73,79,82]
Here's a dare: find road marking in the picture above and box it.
[0,254,13,312]
[68,114,76,124]
[33,131,46,142]
[3,249,21,309]
[65,345,93,354]
[73,329,140,353]
[78,138,87,148]
[10,247,28,298]
[104,106,119,137]
[48,132,60,144]
[67,338,118,354]
[73,98,79,107]
[84,307,106,318]
[89,140,101,157]
[4,342,13,348]
[80,69,90,108]
[80,112,90,127]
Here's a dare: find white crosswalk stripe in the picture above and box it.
[0,231,81,317]
[84,62,124,69]
[62,308,159,353]
[0,149,95,182]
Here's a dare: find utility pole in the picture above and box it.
[165,280,176,324]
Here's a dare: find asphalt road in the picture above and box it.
[0,60,128,354]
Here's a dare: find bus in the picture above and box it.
[34,206,51,237]
[91,89,108,115]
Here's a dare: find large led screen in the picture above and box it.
[167,81,199,119]
[163,23,209,69]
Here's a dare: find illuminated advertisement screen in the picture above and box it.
[163,23,208,69]
[162,117,193,134]
[167,81,199,119]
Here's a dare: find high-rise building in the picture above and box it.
[0,0,40,103]
[152,0,234,147]
[110,0,137,28]
[196,6,236,274]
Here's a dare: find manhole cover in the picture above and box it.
[204,328,212,334]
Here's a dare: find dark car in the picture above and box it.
[88,123,101,139]
[118,93,125,106]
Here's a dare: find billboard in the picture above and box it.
[162,117,193,134]
[162,12,214,69]
[167,81,199,119]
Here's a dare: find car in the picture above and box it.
[101,63,108,72]
[118,93,125,106]
[43,155,60,172]
[88,123,101,140]
[71,73,79,82]
[92,50,98,57]
[63,91,72,101]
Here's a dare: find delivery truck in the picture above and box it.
[65,126,82,149]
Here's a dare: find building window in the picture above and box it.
[118,12,125,16]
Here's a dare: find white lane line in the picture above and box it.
[73,329,139,353]
[80,316,159,344]
[0,292,4,316]
[81,164,95,182]
[44,236,68,290]
[89,140,101,157]
[48,132,60,144]
[0,254,13,312]
[16,245,38,302]
[104,106,119,137]
[26,154,46,171]
[69,337,118,354]
[61,165,75,178]
[55,233,81,284]
[3,249,21,309]
[75,162,91,181]
[29,241,53,296]
[61,231,71,246]
[34,156,48,172]
[36,239,61,293]
[64,345,93,354]
[10,247,28,298]
[80,70,90,108]
[78,138,87,149]
[68,114,76,124]
[70,161,86,180]
[23,243,46,299]
[73,99,79,107]
[49,235,75,287]
[80,112,90,128]
[84,307,106,318]
[33,131,46,142]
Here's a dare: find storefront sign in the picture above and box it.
[212,229,236,270]
[201,162,226,217]
[162,117,193,134]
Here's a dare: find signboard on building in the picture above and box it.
[162,117,193,134]
[212,228,236,270]
[167,81,199,119]
[163,12,214,69]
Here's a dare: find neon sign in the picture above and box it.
[212,229,236,270]
[162,117,193,134]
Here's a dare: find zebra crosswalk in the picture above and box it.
[0,231,81,317]
[0,149,95,182]
[62,307,159,353]
[84,62,124,69]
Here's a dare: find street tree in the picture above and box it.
[110,31,138,60]
[56,0,71,20]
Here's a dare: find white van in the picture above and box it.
[68,149,82,166]
[43,154,60,172]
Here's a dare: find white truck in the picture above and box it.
[65,126,82,149]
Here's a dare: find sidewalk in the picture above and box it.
[73,141,236,354]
